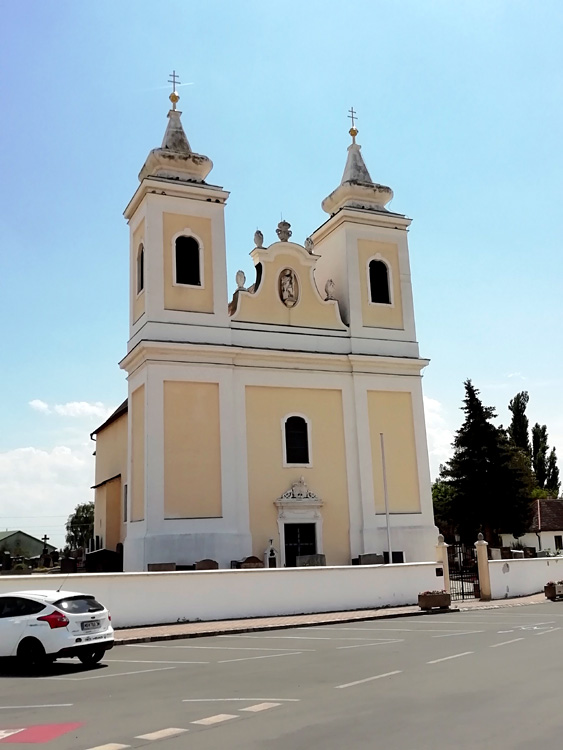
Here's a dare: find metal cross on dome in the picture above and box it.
[168,70,181,92]
[348,106,358,129]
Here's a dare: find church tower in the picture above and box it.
[124,83,230,353]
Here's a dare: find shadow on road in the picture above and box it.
[0,658,108,678]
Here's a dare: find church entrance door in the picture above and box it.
[284,523,316,567]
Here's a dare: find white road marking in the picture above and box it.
[131,644,316,651]
[432,630,485,637]
[536,627,561,636]
[219,634,401,641]
[337,640,404,649]
[84,745,130,750]
[191,714,239,726]
[335,670,402,689]
[135,728,187,740]
[427,651,473,664]
[218,651,302,664]
[104,659,208,664]
[0,703,73,709]
[182,698,300,703]
[44,667,176,681]
[490,638,524,647]
[240,703,281,712]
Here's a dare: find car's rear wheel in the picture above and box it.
[78,646,106,665]
[17,638,49,670]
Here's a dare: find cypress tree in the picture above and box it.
[546,448,561,497]
[508,391,531,456]
[532,423,548,488]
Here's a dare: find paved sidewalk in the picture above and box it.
[114,592,546,645]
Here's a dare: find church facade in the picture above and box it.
[92,89,438,571]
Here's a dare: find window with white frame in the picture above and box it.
[175,235,201,286]
[137,244,144,294]
[368,258,391,304]
[284,415,310,465]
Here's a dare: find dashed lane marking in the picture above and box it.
[0,731,25,741]
[104,659,209,664]
[131,644,316,651]
[218,651,303,664]
[191,714,239,726]
[0,704,73,710]
[427,651,473,664]
[135,728,188,740]
[490,638,524,648]
[432,630,484,637]
[337,640,404,649]
[536,627,561,635]
[219,634,403,641]
[240,703,281,712]
[44,667,176,681]
[335,670,403,689]
[182,698,300,703]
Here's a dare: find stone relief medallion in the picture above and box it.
[279,268,299,308]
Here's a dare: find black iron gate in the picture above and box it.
[447,543,480,601]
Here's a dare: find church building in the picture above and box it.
[92,86,437,571]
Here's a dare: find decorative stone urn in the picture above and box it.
[418,591,451,611]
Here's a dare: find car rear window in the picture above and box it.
[54,596,104,614]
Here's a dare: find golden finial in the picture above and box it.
[348,106,358,143]
[168,70,181,110]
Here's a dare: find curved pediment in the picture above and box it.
[231,241,346,330]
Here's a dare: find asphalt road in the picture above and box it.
[1,603,563,749]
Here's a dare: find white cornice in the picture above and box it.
[124,177,230,220]
[119,339,429,377]
[311,206,412,244]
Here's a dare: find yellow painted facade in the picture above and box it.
[233,247,346,330]
[358,240,404,329]
[130,385,145,521]
[367,390,421,514]
[132,218,145,322]
[93,410,127,551]
[245,386,351,564]
[163,381,222,518]
[163,213,214,313]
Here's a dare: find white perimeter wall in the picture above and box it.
[490,557,563,599]
[0,563,442,628]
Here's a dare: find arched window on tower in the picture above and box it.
[284,416,310,465]
[368,259,391,304]
[175,236,201,286]
[137,244,144,294]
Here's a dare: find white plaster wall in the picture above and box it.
[0,563,442,628]
[500,532,563,553]
[489,557,563,599]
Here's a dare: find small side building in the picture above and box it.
[501,498,563,554]
[0,531,56,558]
[91,399,128,552]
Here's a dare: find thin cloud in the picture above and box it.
[29,400,114,420]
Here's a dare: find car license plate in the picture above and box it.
[82,620,101,631]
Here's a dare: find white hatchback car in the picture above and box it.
[0,590,114,667]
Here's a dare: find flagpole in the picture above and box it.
[380,433,392,564]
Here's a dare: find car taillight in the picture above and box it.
[108,612,111,621]
[37,611,69,629]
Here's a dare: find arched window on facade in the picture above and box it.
[369,259,391,304]
[137,244,144,294]
[175,236,201,286]
[284,416,310,465]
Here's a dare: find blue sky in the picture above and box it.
[1,0,562,547]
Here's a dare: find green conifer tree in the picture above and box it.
[508,391,531,456]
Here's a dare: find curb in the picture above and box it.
[113,597,544,646]
[114,606,461,646]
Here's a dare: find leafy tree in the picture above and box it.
[508,391,531,456]
[65,502,94,550]
[431,479,456,540]
[438,380,532,544]
[546,448,561,497]
[532,423,549,488]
